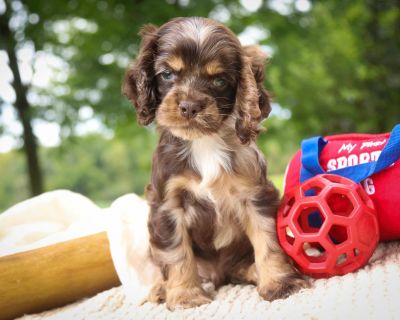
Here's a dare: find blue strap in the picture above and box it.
[300,124,400,183]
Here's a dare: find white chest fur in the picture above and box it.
[190,134,232,186]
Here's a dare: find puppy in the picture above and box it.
[123,17,305,310]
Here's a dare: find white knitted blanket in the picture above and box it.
[2,190,399,320]
[17,240,400,319]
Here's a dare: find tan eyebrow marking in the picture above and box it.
[166,56,185,72]
[205,61,224,75]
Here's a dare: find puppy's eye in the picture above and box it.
[161,70,175,81]
[212,77,226,87]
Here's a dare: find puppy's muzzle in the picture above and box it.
[179,100,205,119]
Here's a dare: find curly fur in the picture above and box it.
[123,17,307,311]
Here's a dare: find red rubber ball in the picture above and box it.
[277,174,380,278]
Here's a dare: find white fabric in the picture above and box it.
[106,194,161,305]
[1,191,400,320]
[0,190,158,306]
[0,190,106,256]
[16,242,400,320]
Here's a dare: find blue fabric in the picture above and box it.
[300,124,400,183]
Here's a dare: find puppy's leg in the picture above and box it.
[244,199,307,300]
[229,260,258,285]
[147,280,166,304]
[166,264,212,310]
[164,223,211,310]
[149,207,211,310]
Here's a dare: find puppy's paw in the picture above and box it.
[166,286,212,311]
[147,281,166,304]
[257,273,310,301]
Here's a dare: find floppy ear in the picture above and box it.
[123,25,159,126]
[243,45,271,120]
[235,45,271,144]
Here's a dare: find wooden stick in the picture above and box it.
[0,232,121,320]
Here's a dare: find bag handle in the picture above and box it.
[300,124,400,183]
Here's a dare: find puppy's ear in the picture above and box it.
[235,45,271,144]
[243,45,271,120]
[123,24,159,126]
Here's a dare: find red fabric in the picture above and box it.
[284,132,400,241]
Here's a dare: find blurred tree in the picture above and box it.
[0,1,43,195]
[0,133,158,212]
[0,148,28,211]
[360,0,400,132]
[0,0,218,197]
[245,0,400,136]
[0,0,399,212]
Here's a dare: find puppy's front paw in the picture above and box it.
[166,286,212,311]
[147,281,166,304]
[258,273,309,301]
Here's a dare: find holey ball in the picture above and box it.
[277,174,379,278]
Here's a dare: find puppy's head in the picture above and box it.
[123,17,270,143]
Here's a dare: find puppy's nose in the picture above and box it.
[179,101,202,119]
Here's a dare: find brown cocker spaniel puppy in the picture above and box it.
[123,17,306,311]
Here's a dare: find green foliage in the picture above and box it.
[0,132,157,212]
[257,116,299,175]
[260,0,400,135]
[22,0,220,133]
[0,150,30,212]
[1,0,399,211]
[269,173,284,195]
[43,133,156,204]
